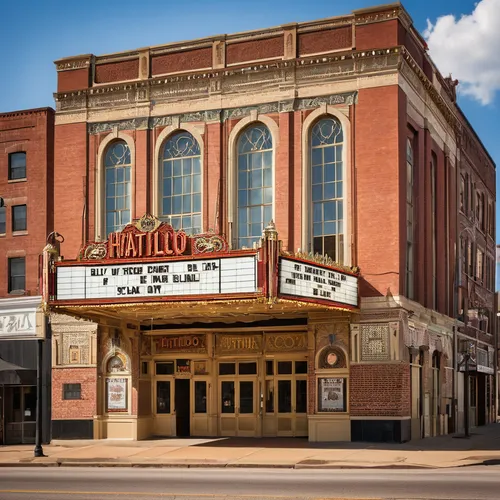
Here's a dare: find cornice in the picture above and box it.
[55,47,398,103]
[399,46,460,136]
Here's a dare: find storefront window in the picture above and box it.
[156,381,171,414]
[194,381,207,413]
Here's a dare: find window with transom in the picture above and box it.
[161,131,202,235]
[105,141,132,235]
[237,124,273,248]
[310,117,344,263]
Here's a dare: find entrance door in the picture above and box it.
[4,386,36,444]
[218,361,258,437]
[220,379,256,437]
[175,379,190,437]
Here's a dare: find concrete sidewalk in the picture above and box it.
[1,423,500,470]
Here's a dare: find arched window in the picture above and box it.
[161,131,201,234]
[310,118,343,262]
[237,124,273,248]
[105,141,132,235]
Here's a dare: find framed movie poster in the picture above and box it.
[106,377,128,412]
[318,377,346,412]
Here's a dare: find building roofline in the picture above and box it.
[53,3,402,64]
[0,106,55,118]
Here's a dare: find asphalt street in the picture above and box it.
[0,466,499,500]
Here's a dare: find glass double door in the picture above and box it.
[218,360,259,437]
[220,378,257,436]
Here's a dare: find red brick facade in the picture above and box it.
[52,367,97,419]
[47,2,496,441]
[0,108,54,297]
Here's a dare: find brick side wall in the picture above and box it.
[52,367,97,419]
[151,48,212,75]
[298,27,352,55]
[350,363,410,416]
[0,109,54,297]
[226,37,283,65]
[95,59,139,84]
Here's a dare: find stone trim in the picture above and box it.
[86,92,357,134]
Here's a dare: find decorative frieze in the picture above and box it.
[56,58,91,72]
[87,92,357,134]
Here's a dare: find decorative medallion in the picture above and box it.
[135,214,161,233]
[192,234,227,254]
[319,346,346,369]
[84,243,108,260]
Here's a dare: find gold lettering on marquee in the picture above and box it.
[216,335,262,353]
[154,335,206,353]
[265,333,307,352]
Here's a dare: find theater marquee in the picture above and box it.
[279,257,358,307]
[56,255,257,300]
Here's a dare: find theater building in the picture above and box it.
[47,2,496,441]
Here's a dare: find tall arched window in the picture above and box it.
[310,118,343,262]
[105,141,132,235]
[161,131,201,234]
[237,124,273,248]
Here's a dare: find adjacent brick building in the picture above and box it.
[0,108,54,444]
[44,2,496,441]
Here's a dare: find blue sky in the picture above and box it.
[0,0,498,236]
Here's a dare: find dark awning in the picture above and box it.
[0,357,36,385]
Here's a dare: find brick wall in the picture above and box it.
[95,59,139,84]
[151,48,212,75]
[52,367,97,419]
[350,363,410,417]
[54,122,87,259]
[355,85,401,296]
[0,108,54,297]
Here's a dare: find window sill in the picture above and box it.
[0,233,5,237]
[12,230,28,236]
[8,178,27,184]
[8,290,26,296]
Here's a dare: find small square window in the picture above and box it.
[8,257,25,292]
[12,205,27,232]
[63,383,81,400]
[9,152,26,180]
[0,207,5,234]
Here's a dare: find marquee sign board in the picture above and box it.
[56,256,257,301]
[278,258,358,307]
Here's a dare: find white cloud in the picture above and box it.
[424,0,500,105]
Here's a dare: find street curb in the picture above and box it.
[0,461,476,469]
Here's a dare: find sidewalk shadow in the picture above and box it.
[191,423,500,452]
